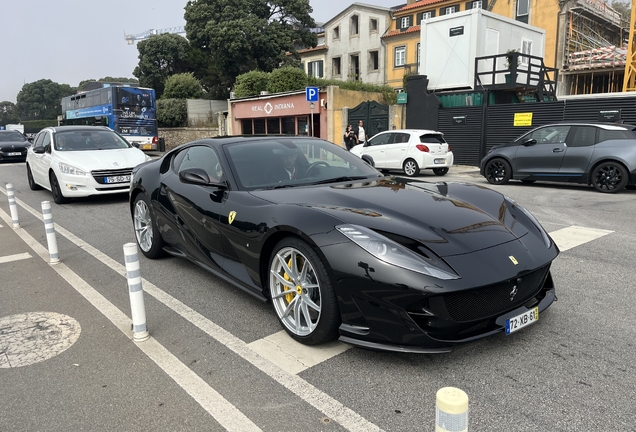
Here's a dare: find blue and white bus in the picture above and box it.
[61,85,159,150]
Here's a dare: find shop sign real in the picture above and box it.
[251,102,296,115]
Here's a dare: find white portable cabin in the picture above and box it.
[420,8,546,91]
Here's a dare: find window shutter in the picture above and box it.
[439,7,446,15]
[308,62,313,77]
[318,61,324,78]
[430,10,436,17]
[466,2,473,9]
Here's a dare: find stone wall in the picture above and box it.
[158,127,219,151]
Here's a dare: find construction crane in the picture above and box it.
[124,27,186,45]
[623,1,636,91]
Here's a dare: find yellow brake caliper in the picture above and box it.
[283,258,295,304]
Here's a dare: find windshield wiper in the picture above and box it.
[309,176,369,185]
[261,184,298,190]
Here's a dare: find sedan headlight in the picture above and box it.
[336,225,459,280]
[58,162,87,176]
[504,196,551,248]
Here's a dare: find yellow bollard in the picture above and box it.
[436,387,468,432]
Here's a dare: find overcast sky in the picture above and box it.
[1,0,394,103]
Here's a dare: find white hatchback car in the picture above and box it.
[350,129,454,177]
[26,126,151,204]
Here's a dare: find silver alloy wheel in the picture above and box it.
[134,199,153,252]
[269,246,321,337]
[404,160,418,176]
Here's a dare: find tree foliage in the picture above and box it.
[157,99,188,127]
[133,33,191,98]
[184,0,317,98]
[267,67,308,93]
[0,101,20,125]
[16,79,75,121]
[612,1,631,26]
[162,73,204,99]
[77,77,139,90]
[233,71,270,98]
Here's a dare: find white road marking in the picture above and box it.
[248,330,352,375]
[0,208,262,432]
[549,226,613,252]
[0,252,32,264]
[0,191,383,432]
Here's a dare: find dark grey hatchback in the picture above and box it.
[480,122,636,193]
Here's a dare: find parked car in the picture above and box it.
[480,122,636,193]
[350,129,454,177]
[26,126,150,204]
[0,130,31,162]
[129,135,558,352]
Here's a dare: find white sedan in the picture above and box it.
[26,126,151,204]
[350,129,454,177]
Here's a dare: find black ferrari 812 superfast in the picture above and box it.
[129,136,559,353]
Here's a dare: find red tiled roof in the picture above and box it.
[297,45,328,54]
[381,25,421,39]
[396,0,447,12]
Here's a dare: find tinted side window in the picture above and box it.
[42,132,52,153]
[419,134,445,144]
[530,125,570,144]
[33,132,45,148]
[368,133,392,146]
[177,146,222,181]
[568,126,597,148]
[391,133,410,144]
[598,128,634,142]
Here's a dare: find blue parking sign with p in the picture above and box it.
[306,87,319,102]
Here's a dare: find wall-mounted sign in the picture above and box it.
[397,93,408,104]
[453,116,466,125]
[513,112,533,126]
[449,26,464,37]
[598,109,620,122]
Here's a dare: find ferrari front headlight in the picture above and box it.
[58,162,87,176]
[337,225,459,280]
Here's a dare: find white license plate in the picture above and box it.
[7,152,22,156]
[505,307,539,335]
[105,175,131,184]
[434,158,446,164]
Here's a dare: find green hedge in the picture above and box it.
[19,120,58,134]
[157,99,187,127]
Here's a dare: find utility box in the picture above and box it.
[6,124,25,134]
[420,8,546,91]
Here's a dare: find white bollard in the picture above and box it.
[6,183,20,228]
[123,243,150,342]
[41,201,60,264]
[436,387,468,432]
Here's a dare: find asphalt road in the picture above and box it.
[1,161,635,432]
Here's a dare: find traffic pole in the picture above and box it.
[41,201,60,264]
[123,243,150,342]
[6,183,20,228]
[436,387,468,432]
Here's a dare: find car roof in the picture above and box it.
[378,129,442,134]
[537,122,636,130]
[43,125,112,133]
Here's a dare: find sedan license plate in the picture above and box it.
[434,158,446,164]
[105,175,131,184]
[141,144,152,150]
[505,307,539,335]
[7,152,22,156]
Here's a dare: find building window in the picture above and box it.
[395,46,406,67]
[517,0,529,16]
[444,6,456,14]
[400,16,411,29]
[307,60,324,78]
[521,39,532,65]
[471,1,483,8]
[417,11,435,24]
[370,18,378,32]
[350,55,360,80]
[369,50,379,71]
[333,26,340,40]
[332,57,342,76]
[351,15,359,36]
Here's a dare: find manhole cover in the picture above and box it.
[0,312,81,368]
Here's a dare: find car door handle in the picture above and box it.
[552,148,564,153]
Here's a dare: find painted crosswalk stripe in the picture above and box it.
[549,226,613,252]
[0,252,32,264]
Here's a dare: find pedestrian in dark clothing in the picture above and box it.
[343,125,356,150]
[353,120,369,145]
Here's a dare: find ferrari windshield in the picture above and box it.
[224,138,382,190]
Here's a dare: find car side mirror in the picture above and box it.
[522,138,537,146]
[33,147,45,154]
[179,168,210,185]
[363,142,369,147]
[132,142,140,148]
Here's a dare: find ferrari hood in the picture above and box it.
[250,178,529,257]
[57,148,148,170]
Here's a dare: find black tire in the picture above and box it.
[49,172,70,204]
[591,162,628,193]
[433,167,449,176]
[27,164,42,190]
[361,155,375,167]
[484,158,512,185]
[268,237,340,345]
[132,193,165,258]
[403,159,420,177]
